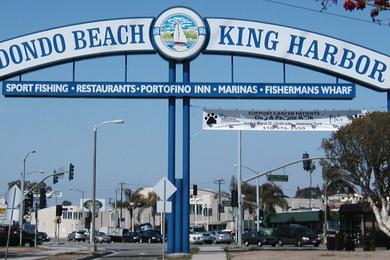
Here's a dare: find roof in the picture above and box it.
[269,210,322,224]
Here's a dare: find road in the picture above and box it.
[4,240,389,260]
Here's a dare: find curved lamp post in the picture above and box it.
[91,120,124,252]
[69,188,85,209]
[20,150,36,247]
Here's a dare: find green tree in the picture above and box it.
[295,186,322,199]
[322,112,390,237]
[122,188,147,228]
[146,191,157,226]
[62,200,72,206]
[321,160,356,196]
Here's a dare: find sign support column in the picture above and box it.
[167,60,176,254]
[182,61,190,254]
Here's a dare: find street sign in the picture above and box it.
[153,177,177,200]
[157,200,172,213]
[5,185,24,208]
[222,200,232,207]
[267,175,289,182]
[46,191,62,198]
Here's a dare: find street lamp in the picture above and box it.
[234,164,264,232]
[20,150,36,247]
[91,120,124,252]
[69,188,85,210]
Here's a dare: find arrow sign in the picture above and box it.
[153,177,177,200]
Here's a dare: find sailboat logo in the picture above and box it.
[153,7,206,61]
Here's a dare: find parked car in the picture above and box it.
[139,223,153,231]
[95,231,112,243]
[242,230,277,247]
[67,231,87,242]
[189,231,203,244]
[139,230,162,243]
[38,232,50,242]
[272,224,321,247]
[210,230,234,244]
[122,231,140,243]
[0,225,35,247]
[201,232,214,244]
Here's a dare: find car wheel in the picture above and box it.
[297,240,303,247]
[73,238,76,242]
[272,243,276,247]
[148,238,152,243]
[257,241,263,247]
[245,241,249,247]
[277,239,283,247]
[29,241,34,247]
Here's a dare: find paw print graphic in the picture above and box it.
[205,113,217,126]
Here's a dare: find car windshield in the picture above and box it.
[295,228,315,236]
[191,226,206,232]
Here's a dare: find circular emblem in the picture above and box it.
[153,7,206,61]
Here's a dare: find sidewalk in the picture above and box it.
[0,244,93,260]
[192,246,226,260]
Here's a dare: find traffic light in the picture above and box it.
[231,190,238,208]
[24,192,33,215]
[53,175,58,184]
[302,152,312,171]
[68,163,74,181]
[193,184,198,196]
[39,187,47,209]
[56,205,63,216]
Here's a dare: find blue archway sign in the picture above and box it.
[1,6,389,255]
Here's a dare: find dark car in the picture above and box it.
[272,224,321,247]
[0,225,35,247]
[139,230,162,243]
[242,230,277,247]
[201,232,214,244]
[122,231,140,243]
[38,232,50,242]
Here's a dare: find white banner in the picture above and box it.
[0,18,154,79]
[203,109,365,131]
[206,19,389,90]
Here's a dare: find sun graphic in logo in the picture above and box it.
[153,7,206,61]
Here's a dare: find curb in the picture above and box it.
[77,250,113,260]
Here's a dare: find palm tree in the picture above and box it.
[146,191,157,226]
[261,182,288,211]
[261,182,288,227]
[123,188,147,229]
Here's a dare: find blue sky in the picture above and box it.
[0,0,388,207]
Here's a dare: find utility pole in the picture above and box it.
[213,179,225,222]
[119,182,124,227]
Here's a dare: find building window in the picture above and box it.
[67,212,72,219]
[206,208,212,216]
[62,212,67,219]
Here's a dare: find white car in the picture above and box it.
[189,232,203,244]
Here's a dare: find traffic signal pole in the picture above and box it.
[242,157,329,183]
